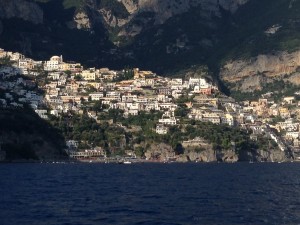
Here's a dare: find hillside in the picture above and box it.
[0,107,67,161]
[0,65,67,161]
[0,47,295,162]
[0,0,300,92]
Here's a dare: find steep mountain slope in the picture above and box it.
[99,0,248,40]
[214,0,300,94]
[0,65,67,161]
[0,0,114,67]
[0,0,300,93]
[0,0,247,69]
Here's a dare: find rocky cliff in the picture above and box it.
[0,0,251,71]
[220,50,300,92]
[0,0,299,88]
[143,138,289,162]
[96,0,248,39]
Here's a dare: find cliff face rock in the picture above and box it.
[220,50,300,91]
[284,72,300,85]
[97,0,248,38]
[256,149,288,162]
[0,0,43,24]
[217,150,239,162]
[0,0,252,72]
[186,148,217,162]
[144,143,175,161]
[181,138,216,162]
[129,0,248,22]
[85,0,248,40]
[99,8,130,29]
[74,11,92,30]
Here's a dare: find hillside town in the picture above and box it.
[1,48,300,162]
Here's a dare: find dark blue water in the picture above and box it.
[1,163,300,225]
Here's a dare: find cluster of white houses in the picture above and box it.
[0,48,218,132]
[3,48,300,156]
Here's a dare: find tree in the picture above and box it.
[134,146,145,157]
[174,143,184,155]
[93,100,102,115]
[174,104,189,117]
[74,74,83,81]
[80,97,85,104]
[0,56,12,66]
[108,108,124,123]
[65,70,72,77]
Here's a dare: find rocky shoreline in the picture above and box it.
[1,156,295,164]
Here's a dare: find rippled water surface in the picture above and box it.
[1,163,300,225]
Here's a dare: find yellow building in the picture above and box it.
[82,68,96,81]
[133,68,155,79]
[279,107,290,118]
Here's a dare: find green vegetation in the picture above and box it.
[174,104,190,118]
[182,121,254,153]
[231,80,300,102]
[49,113,128,153]
[269,116,285,125]
[45,99,274,160]
[114,68,134,81]
[122,111,163,134]
[0,107,66,160]
[0,56,13,66]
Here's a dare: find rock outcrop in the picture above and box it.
[256,149,288,162]
[220,50,300,91]
[144,143,175,161]
[74,11,92,30]
[143,137,289,162]
[96,0,248,38]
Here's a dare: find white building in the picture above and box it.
[89,92,104,101]
[285,132,299,140]
[50,110,60,117]
[171,78,183,86]
[66,140,79,149]
[44,55,63,71]
[158,117,177,125]
[18,58,34,74]
[48,72,61,80]
[189,78,211,88]
[35,109,48,119]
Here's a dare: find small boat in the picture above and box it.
[118,160,132,164]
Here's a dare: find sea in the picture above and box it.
[1,162,300,225]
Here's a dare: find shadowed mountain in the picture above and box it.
[0,0,300,91]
